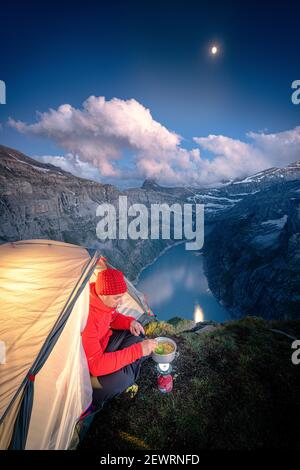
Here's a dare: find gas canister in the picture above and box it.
[157,374,173,393]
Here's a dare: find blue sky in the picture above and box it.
[0,1,299,187]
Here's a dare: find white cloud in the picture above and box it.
[246,126,300,167]
[9,96,181,179]
[193,134,269,183]
[8,96,300,187]
[34,153,103,182]
[193,126,300,184]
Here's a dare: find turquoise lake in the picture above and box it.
[136,242,230,323]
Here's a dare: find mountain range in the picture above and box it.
[0,144,299,319]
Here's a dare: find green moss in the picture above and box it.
[144,321,175,337]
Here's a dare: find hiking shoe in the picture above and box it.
[125,383,139,398]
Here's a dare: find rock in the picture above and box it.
[167,316,195,332]
[204,179,300,320]
[0,145,188,280]
[195,325,217,335]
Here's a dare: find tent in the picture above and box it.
[0,240,154,450]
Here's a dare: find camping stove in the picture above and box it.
[151,337,177,393]
[156,362,173,375]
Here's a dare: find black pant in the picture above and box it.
[92,329,147,407]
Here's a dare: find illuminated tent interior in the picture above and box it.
[0,240,152,450]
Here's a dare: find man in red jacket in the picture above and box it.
[81,266,157,408]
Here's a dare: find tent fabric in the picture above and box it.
[25,285,92,450]
[11,251,98,450]
[0,240,97,449]
[0,389,22,450]
[0,239,154,450]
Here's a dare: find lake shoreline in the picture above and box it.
[132,239,189,286]
[134,241,229,322]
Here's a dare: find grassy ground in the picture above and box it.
[79,316,300,450]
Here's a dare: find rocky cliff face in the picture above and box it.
[1,144,299,318]
[204,180,300,320]
[0,145,186,281]
[0,146,116,239]
[184,161,300,221]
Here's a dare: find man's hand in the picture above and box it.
[130,320,145,337]
[141,339,158,356]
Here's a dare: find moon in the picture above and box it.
[211,45,218,55]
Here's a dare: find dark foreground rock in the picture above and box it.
[79,317,300,451]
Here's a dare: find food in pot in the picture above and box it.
[154,341,175,355]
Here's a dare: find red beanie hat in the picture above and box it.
[95,268,127,296]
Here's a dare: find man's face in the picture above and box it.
[99,293,125,309]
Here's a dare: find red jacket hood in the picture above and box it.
[89,282,116,314]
